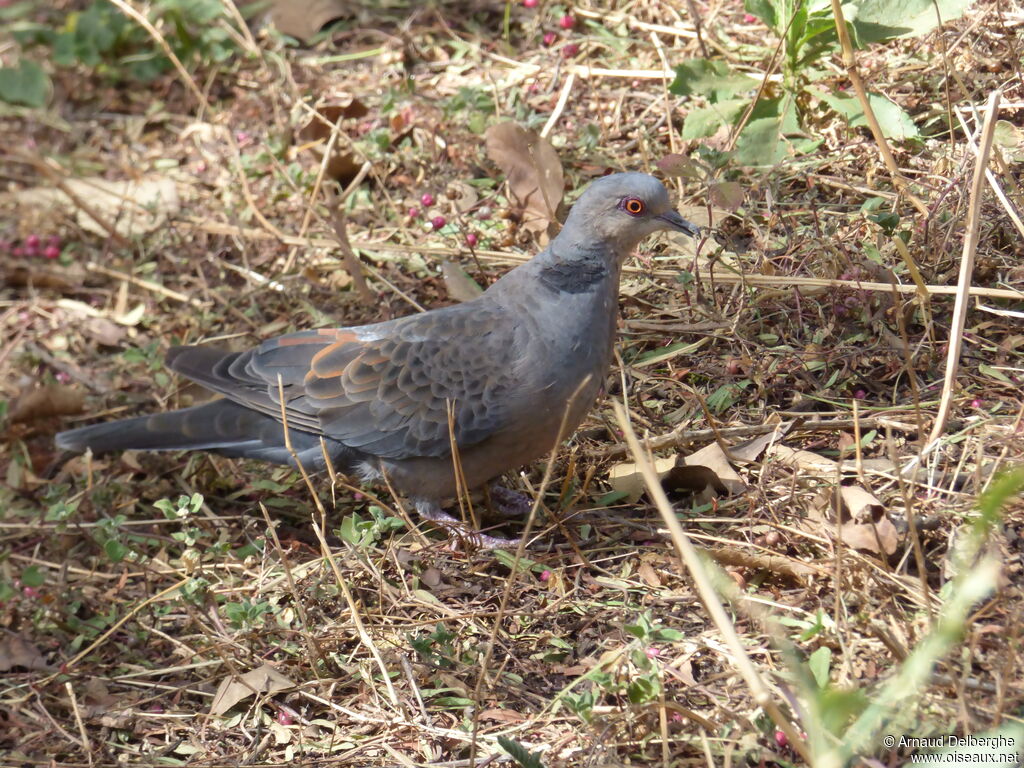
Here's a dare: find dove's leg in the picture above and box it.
[486,484,534,518]
[413,499,522,550]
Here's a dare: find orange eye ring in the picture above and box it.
[623,197,645,216]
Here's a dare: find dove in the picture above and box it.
[56,172,700,547]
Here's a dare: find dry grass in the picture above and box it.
[2,0,1024,765]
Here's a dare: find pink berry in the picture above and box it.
[25,234,40,248]
[47,234,61,248]
[420,193,435,207]
[431,215,447,230]
[44,245,60,259]
[465,233,478,247]
[147,703,164,713]
[775,730,788,748]
[853,389,867,400]
[543,31,557,46]
[559,14,575,29]
[743,13,756,22]
[55,371,71,384]
[24,245,39,258]
[645,646,660,658]
[562,42,580,57]
[408,207,420,218]
[539,570,551,582]
[971,398,983,408]
[523,0,538,6]
[276,709,294,725]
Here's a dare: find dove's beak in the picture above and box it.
[656,210,701,237]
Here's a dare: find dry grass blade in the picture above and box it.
[610,401,812,764]
[927,90,1002,447]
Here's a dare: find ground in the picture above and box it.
[1,0,1023,766]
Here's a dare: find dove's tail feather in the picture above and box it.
[56,399,344,469]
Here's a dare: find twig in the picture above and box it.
[84,261,205,307]
[830,0,929,216]
[926,90,1001,446]
[611,400,812,764]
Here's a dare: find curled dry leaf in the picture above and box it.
[485,121,564,239]
[704,545,817,585]
[440,260,484,302]
[0,631,50,672]
[16,176,180,239]
[608,455,677,503]
[210,663,296,716]
[677,442,746,494]
[296,96,370,185]
[269,0,347,41]
[10,384,85,424]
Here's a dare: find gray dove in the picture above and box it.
[57,172,699,547]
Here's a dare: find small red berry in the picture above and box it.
[24,245,39,258]
[562,42,580,57]
[25,234,40,248]
[559,14,575,29]
[523,0,538,7]
[465,233,478,247]
[543,31,557,46]
[775,729,788,748]
[275,709,294,725]
[645,646,661,658]
[539,570,551,582]
[147,703,164,713]
[48,234,61,248]
[44,245,60,259]
[853,389,867,400]
[408,207,420,218]
[431,215,447,230]
[420,193,435,207]
[743,13,756,22]
[11,246,23,257]
[971,398,983,409]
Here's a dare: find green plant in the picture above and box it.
[669,0,971,165]
[0,0,246,106]
[337,506,405,548]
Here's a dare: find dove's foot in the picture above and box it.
[486,485,534,518]
[414,500,523,550]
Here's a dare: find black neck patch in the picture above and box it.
[538,259,609,294]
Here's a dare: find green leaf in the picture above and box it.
[21,565,46,587]
[0,59,48,107]
[850,0,973,44]
[808,646,832,688]
[681,98,748,140]
[744,0,777,30]
[979,364,1013,384]
[627,675,660,704]
[104,539,129,562]
[734,117,788,166]
[818,89,920,141]
[497,736,547,768]
[669,59,757,102]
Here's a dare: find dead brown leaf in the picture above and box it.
[296,97,370,185]
[9,384,85,424]
[0,631,50,671]
[269,0,347,41]
[440,260,483,302]
[485,122,564,239]
[209,663,296,716]
[678,442,746,494]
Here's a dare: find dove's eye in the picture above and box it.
[621,197,645,216]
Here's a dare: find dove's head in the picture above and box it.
[561,172,700,254]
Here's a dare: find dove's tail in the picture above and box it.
[56,400,335,468]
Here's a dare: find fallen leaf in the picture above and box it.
[656,153,703,179]
[0,631,50,671]
[9,384,85,423]
[209,663,295,716]
[678,442,746,493]
[840,485,883,522]
[269,0,348,41]
[839,517,899,555]
[637,560,662,588]
[485,121,564,238]
[730,426,788,463]
[704,546,817,584]
[440,260,483,302]
[296,96,369,184]
[709,181,744,211]
[16,176,179,239]
[607,455,677,503]
[479,708,528,723]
